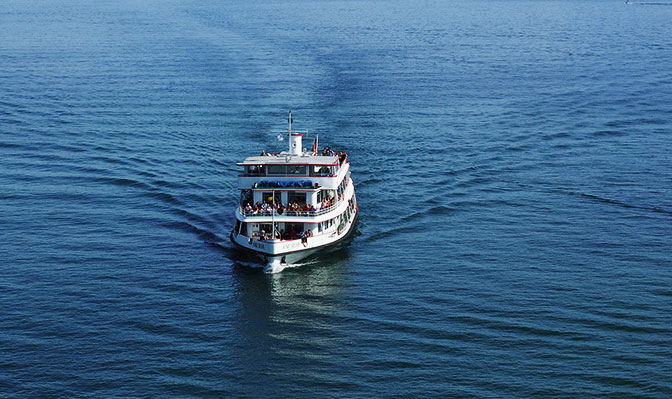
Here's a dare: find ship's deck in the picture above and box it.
[237,154,339,166]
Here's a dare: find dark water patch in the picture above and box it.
[648,288,672,297]
[362,225,414,243]
[161,220,222,243]
[578,192,672,216]
[0,117,28,126]
[571,314,670,335]
[592,130,624,137]
[629,2,672,5]
[146,191,184,206]
[452,176,497,189]
[152,179,193,190]
[96,176,151,190]
[635,117,669,126]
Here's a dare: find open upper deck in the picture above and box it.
[237,154,340,167]
[238,154,346,178]
[237,112,348,179]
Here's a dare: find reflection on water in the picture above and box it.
[229,251,352,389]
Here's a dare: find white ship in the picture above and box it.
[230,112,358,272]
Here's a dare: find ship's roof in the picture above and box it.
[237,154,340,166]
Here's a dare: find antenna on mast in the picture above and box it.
[286,110,303,156]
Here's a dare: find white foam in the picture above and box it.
[265,259,319,274]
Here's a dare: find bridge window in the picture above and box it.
[287,165,307,175]
[246,165,265,175]
[310,165,333,176]
[267,165,286,175]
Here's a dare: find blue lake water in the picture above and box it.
[1,0,671,397]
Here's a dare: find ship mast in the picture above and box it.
[287,110,303,156]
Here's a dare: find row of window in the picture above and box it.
[242,174,351,206]
[234,194,357,239]
[245,164,338,176]
[317,218,336,233]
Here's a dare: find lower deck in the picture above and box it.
[230,204,358,264]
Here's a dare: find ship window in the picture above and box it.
[261,192,276,204]
[287,165,307,175]
[310,165,332,176]
[288,192,306,205]
[247,165,265,175]
[267,165,286,175]
[257,223,273,239]
[284,223,304,239]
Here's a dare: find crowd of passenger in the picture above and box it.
[258,227,313,242]
[321,147,348,165]
[258,147,346,162]
[242,197,337,216]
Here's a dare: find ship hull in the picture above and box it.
[231,211,358,273]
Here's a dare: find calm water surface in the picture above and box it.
[1,0,671,397]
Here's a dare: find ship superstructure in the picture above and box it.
[230,113,358,272]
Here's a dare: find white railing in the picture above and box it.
[239,201,339,218]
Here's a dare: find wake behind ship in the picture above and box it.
[230,112,358,272]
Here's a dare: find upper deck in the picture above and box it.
[237,153,346,179]
[237,154,339,167]
[236,111,349,187]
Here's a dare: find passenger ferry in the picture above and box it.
[230,112,358,272]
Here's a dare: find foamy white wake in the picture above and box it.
[265,259,320,274]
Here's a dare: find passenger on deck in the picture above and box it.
[338,151,347,164]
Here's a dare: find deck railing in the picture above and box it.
[239,201,339,218]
